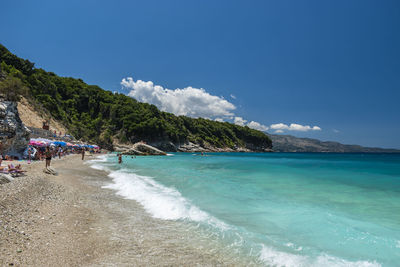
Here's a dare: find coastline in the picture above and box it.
[0,154,255,266]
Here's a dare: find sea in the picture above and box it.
[89,152,400,266]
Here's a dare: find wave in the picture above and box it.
[87,154,110,171]
[102,169,229,230]
[259,245,380,267]
[90,154,109,162]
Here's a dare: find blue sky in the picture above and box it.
[1,0,399,148]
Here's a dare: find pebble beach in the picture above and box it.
[0,154,248,266]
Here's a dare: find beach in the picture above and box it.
[0,155,250,266]
[2,153,399,266]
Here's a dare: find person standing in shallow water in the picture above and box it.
[45,146,52,169]
[118,153,122,164]
[81,148,85,160]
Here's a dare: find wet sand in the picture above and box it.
[0,155,253,266]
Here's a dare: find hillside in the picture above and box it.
[17,97,68,134]
[0,44,272,151]
[269,134,400,153]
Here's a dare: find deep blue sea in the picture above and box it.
[90,153,400,266]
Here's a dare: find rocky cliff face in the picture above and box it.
[0,100,30,158]
[148,140,273,153]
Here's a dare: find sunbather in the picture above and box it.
[8,164,25,173]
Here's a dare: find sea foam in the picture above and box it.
[102,169,229,230]
[87,155,110,171]
[259,245,380,267]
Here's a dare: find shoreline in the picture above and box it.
[0,154,255,266]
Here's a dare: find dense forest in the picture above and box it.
[0,44,272,151]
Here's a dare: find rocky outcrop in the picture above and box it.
[132,143,166,155]
[146,139,272,153]
[0,100,30,158]
[115,142,167,156]
[177,142,207,152]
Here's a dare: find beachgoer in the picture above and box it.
[45,146,52,168]
[0,154,2,166]
[8,164,22,171]
[28,147,32,163]
[58,146,62,159]
[81,149,85,160]
[118,153,122,164]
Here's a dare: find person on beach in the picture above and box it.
[39,149,43,161]
[118,153,122,164]
[28,147,32,163]
[81,148,85,160]
[58,146,62,159]
[45,146,52,169]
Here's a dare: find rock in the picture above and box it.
[177,142,206,152]
[118,142,167,156]
[0,99,30,158]
[0,174,13,184]
[148,140,178,152]
[132,143,166,155]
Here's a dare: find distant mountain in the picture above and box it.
[268,134,400,153]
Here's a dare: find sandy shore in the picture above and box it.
[0,155,252,266]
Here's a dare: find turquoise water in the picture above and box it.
[91,153,400,266]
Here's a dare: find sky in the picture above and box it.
[1,0,399,148]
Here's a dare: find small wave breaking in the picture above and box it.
[259,245,380,267]
[102,169,229,230]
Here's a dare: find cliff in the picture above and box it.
[0,99,30,157]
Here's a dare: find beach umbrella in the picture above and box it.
[33,140,46,146]
[36,138,51,143]
[53,141,67,147]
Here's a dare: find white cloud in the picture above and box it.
[270,123,290,131]
[247,121,269,131]
[270,123,321,132]
[234,117,268,131]
[121,77,236,119]
[333,129,340,133]
[234,116,247,126]
[121,77,320,135]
